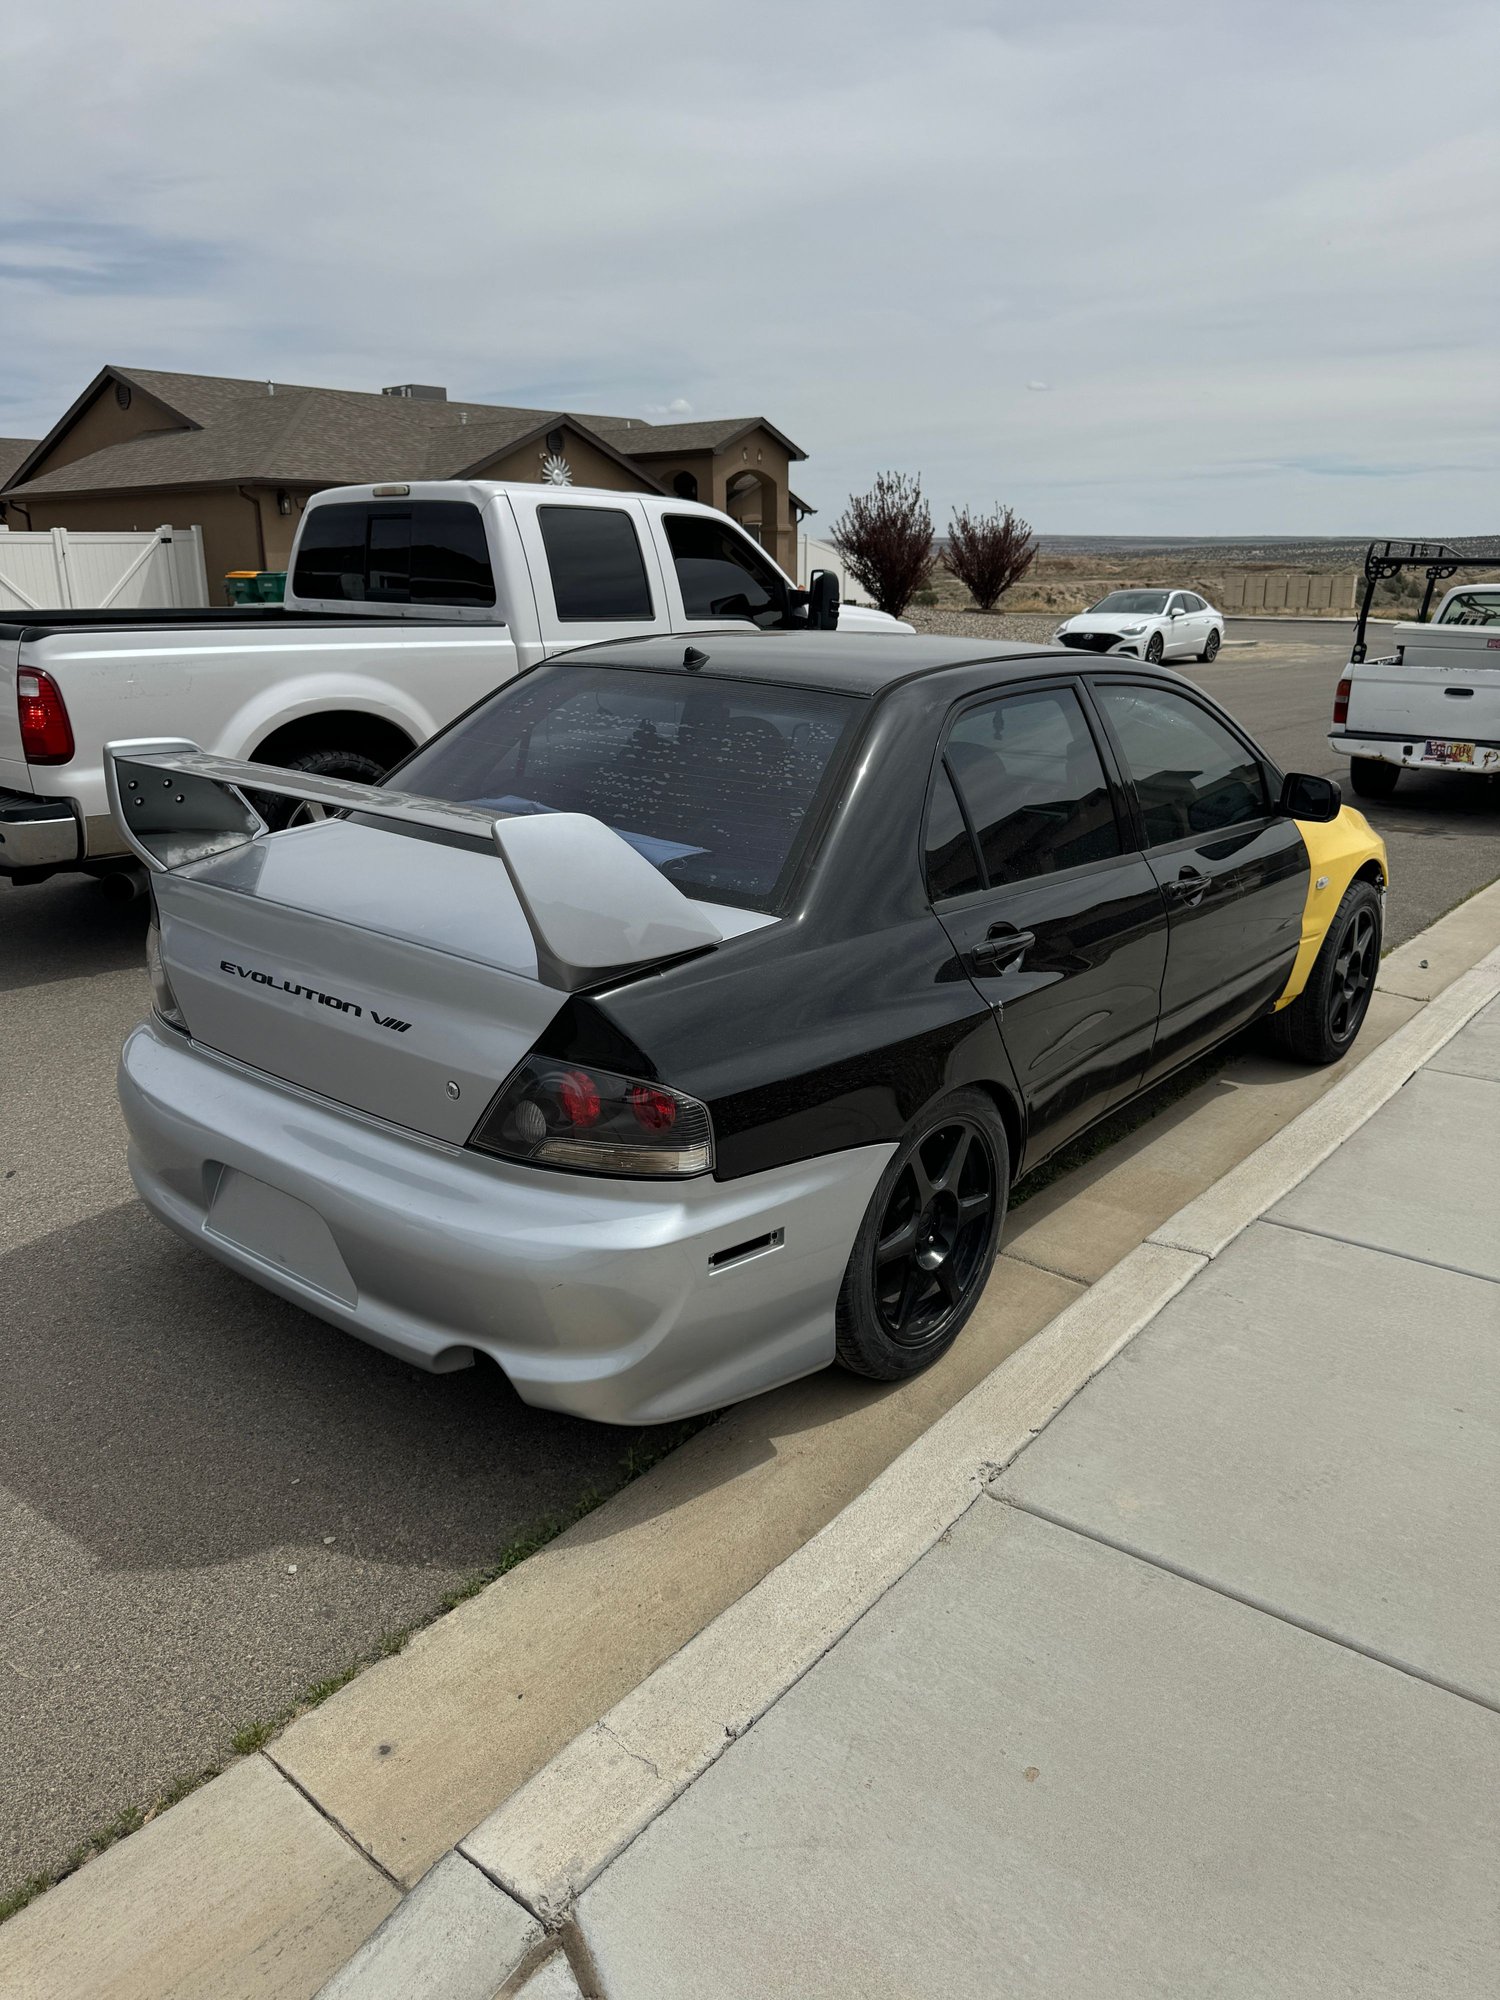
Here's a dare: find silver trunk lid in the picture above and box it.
[156,820,563,1145]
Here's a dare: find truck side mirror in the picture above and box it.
[1279,772,1341,822]
[807,570,840,631]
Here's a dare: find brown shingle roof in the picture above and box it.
[1,370,663,497]
[586,415,806,460]
[0,438,38,484]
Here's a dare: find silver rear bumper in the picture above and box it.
[118,1021,891,1426]
[0,787,81,874]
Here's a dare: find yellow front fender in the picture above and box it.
[1275,805,1389,1010]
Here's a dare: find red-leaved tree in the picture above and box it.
[944,505,1038,612]
[829,471,936,619]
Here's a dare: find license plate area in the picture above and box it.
[1423,738,1474,765]
[205,1167,357,1305]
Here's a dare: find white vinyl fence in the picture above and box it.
[0,525,208,613]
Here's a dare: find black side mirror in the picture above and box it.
[1280,771,1342,822]
[807,569,840,631]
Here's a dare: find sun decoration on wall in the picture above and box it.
[540,454,573,486]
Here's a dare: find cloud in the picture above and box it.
[2,0,1497,533]
[1026,382,1051,393]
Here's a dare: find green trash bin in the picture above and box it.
[224,570,287,605]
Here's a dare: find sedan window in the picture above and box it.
[396,663,861,912]
[1096,685,1267,845]
[1090,590,1169,615]
[943,687,1122,888]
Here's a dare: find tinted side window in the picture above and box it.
[291,502,496,606]
[925,762,982,900]
[946,687,1122,887]
[538,507,654,621]
[1096,685,1267,844]
[665,514,786,625]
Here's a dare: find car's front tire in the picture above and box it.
[1267,877,1382,1065]
[834,1089,1008,1382]
[1200,628,1221,662]
[1350,756,1400,800]
[1145,632,1165,664]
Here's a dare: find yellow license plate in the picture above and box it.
[1424,738,1474,765]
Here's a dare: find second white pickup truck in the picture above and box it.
[1330,542,1500,798]
[1,481,908,885]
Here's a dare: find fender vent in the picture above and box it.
[709,1228,784,1273]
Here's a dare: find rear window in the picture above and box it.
[396,664,862,911]
[538,506,654,621]
[292,501,496,606]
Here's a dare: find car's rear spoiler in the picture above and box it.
[104,738,723,991]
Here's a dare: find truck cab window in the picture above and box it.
[538,507,655,622]
[292,501,495,606]
[665,515,790,627]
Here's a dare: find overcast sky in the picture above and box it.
[3,0,1497,534]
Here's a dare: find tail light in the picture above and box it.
[145,912,190,1035]
[1332,677,1351,726]
[469,1056,713,1177]
[17,668,75,764]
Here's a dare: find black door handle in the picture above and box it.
[1168,865,1209,908]
[970,925,1036,971]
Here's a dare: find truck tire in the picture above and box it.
[1349,756,1399,800]
[1266,878,1382,1065]
[250,748,388,830]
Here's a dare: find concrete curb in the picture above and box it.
[446,942,1500,1936]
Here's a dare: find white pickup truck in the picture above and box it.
[1330,544,1500,798]
[1,481,906,886]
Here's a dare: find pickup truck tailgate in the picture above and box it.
[1348,625,1500,745]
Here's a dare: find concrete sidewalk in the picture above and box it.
[565,995,1500,1996]
[330,979,1499,1998]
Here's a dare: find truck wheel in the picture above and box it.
[251,748,388,830]
[1350,756,1400,800]
[1266,878,1382,1066]
[835,1089,1008,1382]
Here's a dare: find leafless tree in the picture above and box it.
[829,472,936,619]
[943,505,1038,612]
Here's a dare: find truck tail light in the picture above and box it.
[1332,677,1351,726]
[468,1056,713,1177]
[17,668,75,764]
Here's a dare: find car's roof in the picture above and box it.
[552,631,1061,697]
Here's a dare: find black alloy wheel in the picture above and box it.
[1327,899,1379,1045]
[1145,632,1165,663]
[249,748,388,831]
[1267,878,1382,1065]
[835,1089,1008,1381]
[1201,628,1221,663]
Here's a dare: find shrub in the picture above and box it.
[829,472,937,619]
[944,505,1038,612]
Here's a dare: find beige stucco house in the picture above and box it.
[0,369,809,591]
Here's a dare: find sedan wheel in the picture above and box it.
[835,1089,1008,1380]
[1144,632,1165,663]
[1200,628,1221,663]
[1267,879,1382,1066]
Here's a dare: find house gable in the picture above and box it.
[11,368,194,488]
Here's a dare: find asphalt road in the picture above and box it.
[2,623,1496,1890]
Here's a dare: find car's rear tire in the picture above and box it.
[1199,628,1221,663]
[1350,756,1400,800]
[1145,632,1165,663]
[1266,878,1382,1065]
[249,747,388,830]
[834,1089,1008,1382]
